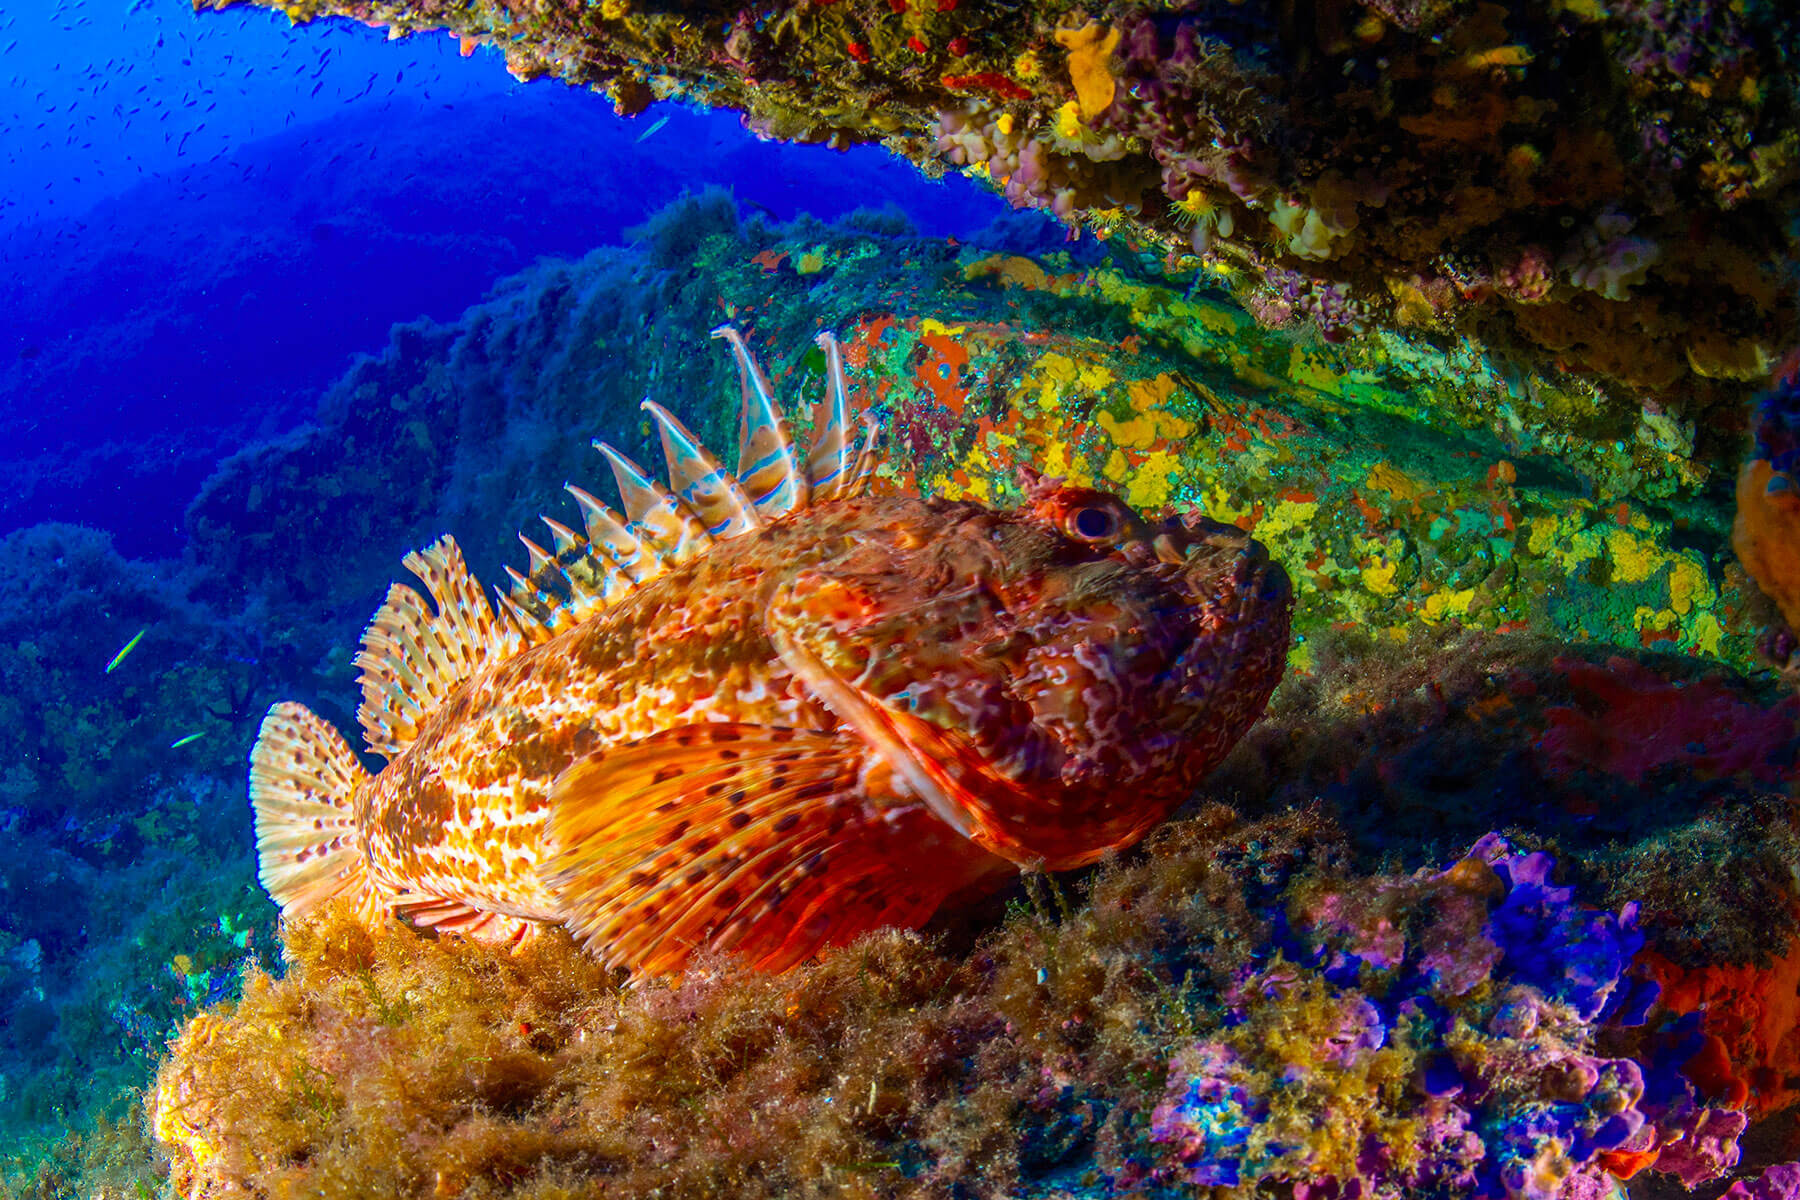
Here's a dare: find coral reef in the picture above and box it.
[149,803,1783,1198]
[8,195,1794,1194]
[1146,835,1724,1199]
[199,0,1800,457]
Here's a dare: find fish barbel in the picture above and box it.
[251,325,1292,975]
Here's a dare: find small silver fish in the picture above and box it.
[106,628,145,674]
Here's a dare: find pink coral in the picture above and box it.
[1559,210,1661,301]
[1725,1162,1800,1200]
[1497,244,1555,303]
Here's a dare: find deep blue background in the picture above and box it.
[0,0,1012,559]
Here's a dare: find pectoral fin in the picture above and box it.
[542,722,1003,975]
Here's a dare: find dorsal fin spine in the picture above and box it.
[806,331,856,500]
[642,397,761,538]
[596,441,711,564]
[566,485,658,585]
[519,534,552,576]
[712,324,808,520]
[541,516,583,557]
[503,563,563,621]
[847,418,882,497]
[494,587,549,649]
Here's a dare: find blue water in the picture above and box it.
[0,0,1034,1152]
[0,0,1016,560]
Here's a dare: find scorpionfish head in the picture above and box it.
[764,473,1293,871]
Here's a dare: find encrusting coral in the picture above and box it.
[198,0,1800,445]
[150,794,1779,1198]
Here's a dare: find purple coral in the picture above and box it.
[1263,267,1365,343]
[935,105,1081,221]
[1725,1162,1800,1200]
[1752,354,1800,475]
[1148,1043,1264,1186]
[1613,0,1753,81]
[1145,836,1743,1198]
[1651,1104,1748,1186]
[1559,211,1661,301]
[1474,834,1647,1023]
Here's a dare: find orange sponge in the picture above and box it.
[1642,937,1800,1118]
[1733,458,1800,631]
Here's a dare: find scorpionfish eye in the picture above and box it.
[1026,483,1148,548]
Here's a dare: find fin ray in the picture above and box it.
[712,324,808,519]
[355,536,502,760]
[643,397,761,538]
[595,441,712,564]
[251,702,377,921]
[393,895,536,943]
[542,722,998,975]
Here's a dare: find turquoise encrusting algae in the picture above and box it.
[9,197,1799,1198]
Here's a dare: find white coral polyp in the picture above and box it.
[1561,211,1661,301]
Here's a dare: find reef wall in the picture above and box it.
[5,195,1797,1196]
[200,0,1800,469]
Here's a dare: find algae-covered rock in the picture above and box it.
[198,0,1799,459]
[183,202,1765,680]
[150,785,1792,1197]
[9,196,1796,1197]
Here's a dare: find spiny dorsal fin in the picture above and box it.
[596,441,714,563]
[354,535,502,760]
[713,324,808,519]
[806,331,858,503]
[251,702,378,921]
[542,516,628,623]
[566,485,662,585]
[643,398,761,538]
[494,325,886,646]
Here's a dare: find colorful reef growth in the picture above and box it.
[149,795,1799,1199]
[202,0,1799,460]
[174,193,1773,678]
[140,203,1800,1198]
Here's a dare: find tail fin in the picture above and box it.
[250,702,373,919]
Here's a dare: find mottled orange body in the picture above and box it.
[252,327,1291,974]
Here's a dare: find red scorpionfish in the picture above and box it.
[251,325,1292,976]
